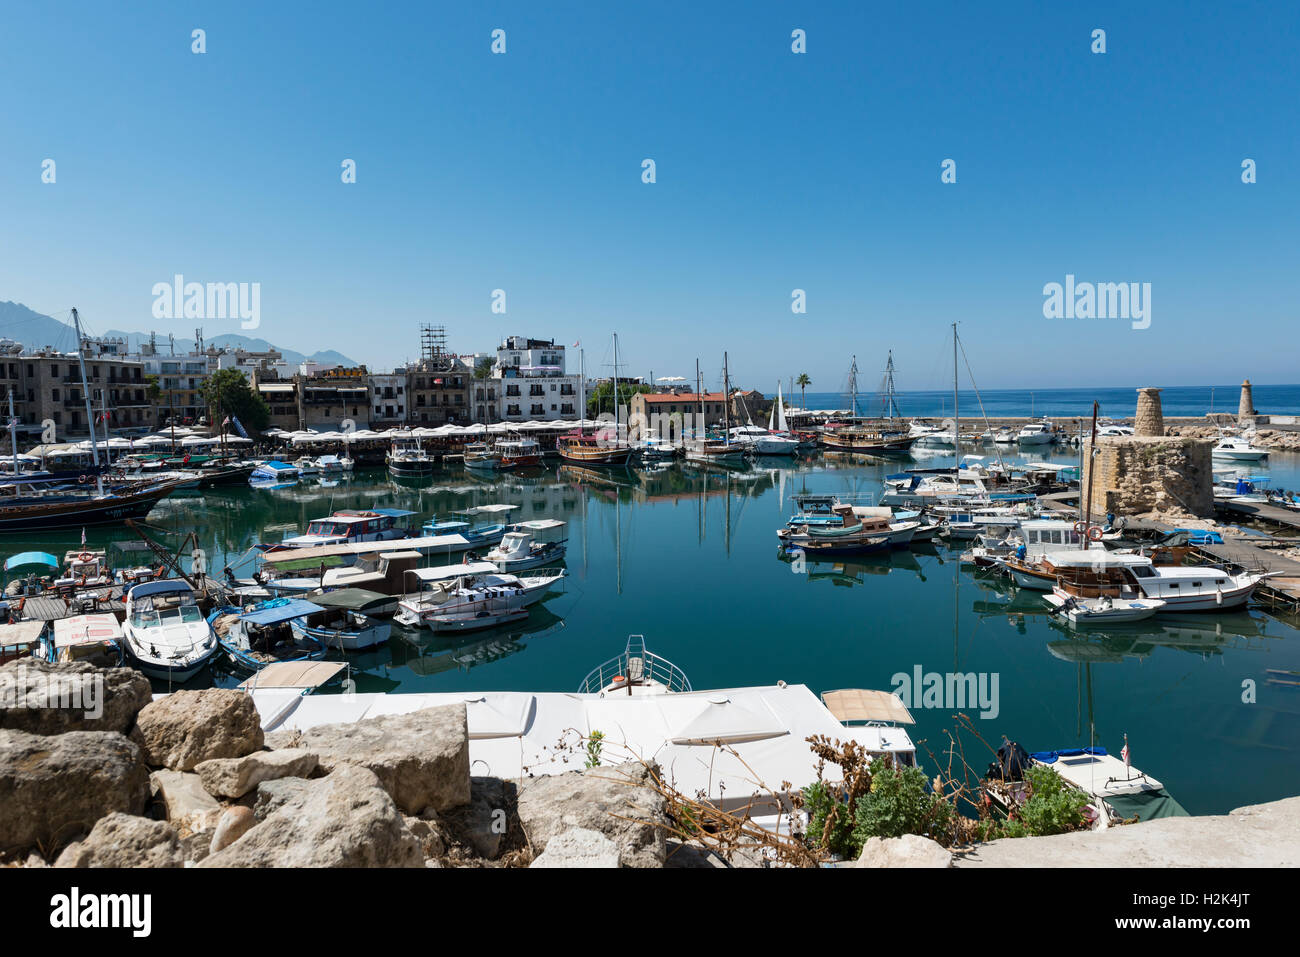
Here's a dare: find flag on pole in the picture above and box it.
[229,414,249,440]
[1121,734,1130,770]
[80,527,86,547]
[572,340,580,348]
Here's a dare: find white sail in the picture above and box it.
[775,383,788,432]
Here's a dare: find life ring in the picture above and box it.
[1073,521,1088,536]
[77,552,94,563]
[1087,526,1103,542]
[78,474,88,484]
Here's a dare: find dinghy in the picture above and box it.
[1043,590,1166,624]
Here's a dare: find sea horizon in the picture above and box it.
[777,384,1300,419]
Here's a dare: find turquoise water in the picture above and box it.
[11,452,1299,815]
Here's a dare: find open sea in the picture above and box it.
[794,384,1300,419]
[8,446,1298,817]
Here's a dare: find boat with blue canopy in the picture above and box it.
[208,597,328,671]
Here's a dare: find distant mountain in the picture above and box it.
[0,300,358,368]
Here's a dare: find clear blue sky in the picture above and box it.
[1,1,1295,392]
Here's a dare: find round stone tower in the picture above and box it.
[1134,388,1164,437]
[1238,379,1256,421]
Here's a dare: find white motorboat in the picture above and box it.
[907,421,952,447]
[991,427,1017,445]
[485,520,568,571]
[1211,435,1269,462]
[315,454,346,474]
[393,562,566,629]
[426,606,531,634]
[1043,590,1166,624]
[635,436,678,462]
[728,425,799,456]
[1016,421,1056,446]
[293,456,322,476]
[387,436,435,477]
[121,579,219,682]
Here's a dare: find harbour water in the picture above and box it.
[8,451,1299,817]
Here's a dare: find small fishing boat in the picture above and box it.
[778,509,918,549]
[290,588,393,651]
[393,563,566,628]
[484,520,568,570]
[983,740,1186,830]
[121,580,219,682]
[209,597,328,672]
[425,606,531,634]
[635,436,678,463]
[1042,590,1166,624]
[293,456,322,477]
[250,460,299,484]
[683,439,747,466]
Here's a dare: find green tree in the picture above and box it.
[796,373,811,410]
[474,357,495,380]
[202,369,271,433]
[586,381,651,418]
[144,374,163,404]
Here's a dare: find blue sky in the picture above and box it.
[1,1,1296,392]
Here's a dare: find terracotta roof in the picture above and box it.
[638,392,726,404]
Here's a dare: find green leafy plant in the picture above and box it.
[852,763,953,846]
[585,730,605,769]
[996,765,1090,838]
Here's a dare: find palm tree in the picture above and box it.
[796,373,811,410]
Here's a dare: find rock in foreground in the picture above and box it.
[54,813,184,868]
[0,659,151,736]
[131,689,264,771]
[0,729,149,854]
[200,765,423,868]
[284,704,470,815]
[516,761,667,868]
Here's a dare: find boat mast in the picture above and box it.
[723,352,731,441]
[952,323,959,448]
[1081,400,1098,549]
[612,333,620,446]
[849,355,858,418]
[884,351,898,419]
[8,389,17,476]
[71,308,104,495]
[696,358,703,443]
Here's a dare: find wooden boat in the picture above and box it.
[556,433,634,466]
[209,597,328,672]
[684,439,746,466]
[0,479,179,534]
[820,422,917,455]
[291,588,393,651]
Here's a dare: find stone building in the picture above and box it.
[1081,388,1213,518]
[297,367,370,431]
[16,341,155,440]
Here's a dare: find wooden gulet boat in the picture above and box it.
[558,333,633,466]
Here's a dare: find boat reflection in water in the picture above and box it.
[775,547,933,585]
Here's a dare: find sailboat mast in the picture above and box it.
[952,323,959,448]
[696,358,703,442]
[723,352,731,436]
[612,333,619,435]
[849,355,858,418]
[8,389,17,476]
[71,309,104,496]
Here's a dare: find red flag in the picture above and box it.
[1121,735,1130,769]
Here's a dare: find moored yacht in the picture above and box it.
[393,561,566,629]
[121,580,219,682]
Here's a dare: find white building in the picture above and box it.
[369,373,406,427]
[494,336,584,423]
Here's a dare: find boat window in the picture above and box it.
[1132,566,1155,578]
